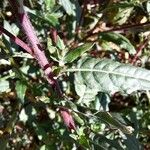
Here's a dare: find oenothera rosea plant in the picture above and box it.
[0,0,76,130]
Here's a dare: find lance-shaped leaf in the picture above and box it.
[59,0,75,15]
[67,57,150,94]
[64,43,94,63]
[99,32,136,54]
[98,112,133,134]
[16,81,27,104]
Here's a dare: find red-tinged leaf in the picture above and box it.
[59,107,76,131]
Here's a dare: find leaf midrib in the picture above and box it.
[66,68,150,82]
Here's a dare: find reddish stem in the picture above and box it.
[99,22,150,34]
[131,35,150,65]
[0,25,33,55]
[50,28,58,45]
[59,107,76,130]
[83,21,150,42]
[8,0,75,130]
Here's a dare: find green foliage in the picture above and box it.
[71,57,150,94]
[59,0,75,16]
[1,0,150,149]
[0,80,10,93]
[15,81,27,104]
[99,32,136,54]
[107,2,134,25]
[64,43,94,63]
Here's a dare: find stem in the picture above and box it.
[0,25,33,55]
[98,22,150,34]
[83,21,150,42]
[9,0,59,90]
[78,0,88,27]
[8,0,75,130]
[131,34,150,65]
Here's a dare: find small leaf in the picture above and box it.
[146,1,150,15]
[104,2,134,25]
[40,145,46,150]
[124,134,141,150]
[76,127,90,148]
[47,37,57,54]
[64,43,94,63]
[45,0,55,11]
[59,0,75,15]
[0,80,10,93]
[12,52,33,59]
[98,112,133,134]
[92,133,124,149]
[45,13,61,26]
[79,135,90,149]
[56,36,66,50]
[0,59,10,65]
[4,21,19,36]
[60,108,76,130]
[95,92,110,111]
[113,7,133,25]
[36,96,50,103]
[73,112,84,125]
[99,32,136,54]
[0,136,8,150]
[19,108,28,123]
[75,84,98,106]
[15,81,27,104]
[67,57,150,94]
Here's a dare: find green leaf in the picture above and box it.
[0,136,8,150]
[113,6,133,25]
[34,124,51,144]
[15,81,27,104]
[45,13,61,26]
[67,57,150,94]
[4,21,19,36]
[124,134,141,150]
[76,127,90,148]
[74,83,98,106]
[59,0,75,15]
[12,52,33,59]
[99,32,136,54]
[94,92,110,111]
[92,133,124,150]
[40,145,46,150]
[0,59,10,65]
[0,80,10,93]
[64,43,94,63]
[45,0,56,11]
[19,108,28,123]
[73,112,84,125]
[56,36,66,50]
[104,2,134,11]
[79,135,90,149]
[47,37,57,54]
[104,2,134,25]
[146,1,150,15]
[98,112,133,134]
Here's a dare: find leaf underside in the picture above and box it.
[69,57,150,94]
